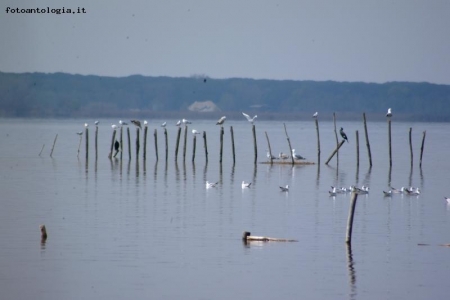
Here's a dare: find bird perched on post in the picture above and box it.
[131,120,141,129]
[386,108,392,118]
[192,129,201,135]
[114,140,120,157]
[182,119,192,125]
[340,127,349,143]
[216,116,226,126]
[119,120,128,126]
[242,112,257,124]
[312,112,318,118]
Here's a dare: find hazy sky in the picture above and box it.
[1,0,449,84]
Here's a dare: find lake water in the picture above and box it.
[0,118,449,300]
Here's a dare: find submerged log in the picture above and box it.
[242,231,298,242]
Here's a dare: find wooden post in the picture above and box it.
[325,140,346,165]
[363,113,372,167]
[183,125,188,162]
[388,118,392,167]
[135,128,140,159]
[333,113,339,165]
[77,135,82,158]
[219,126,224,164]
[265,131,273,164]
[85,127,89,160]
[120,126,123,160]
[419,130,426,168]
[50,134,58,157]
[345,192,359,244]
[203,131,208,164]
[127,127,131,160]
[192,134,197,162]
[108,130,116,159]
[39,144,45,156]
[315,117,321,164]
[283,123,294,165]
[143,125,148,161]
[154,128,159,161]
[356,130,359,168]
[230,126,236,165]
[409,127,413,168]
[175,127,181,162]
[252,124,257,164]
[164,128,168,162]
[95,125,98,160]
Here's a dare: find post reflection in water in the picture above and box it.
[346,244,357,300]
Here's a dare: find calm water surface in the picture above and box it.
[0,118,449,300]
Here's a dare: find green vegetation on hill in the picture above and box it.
[1,71,449,121]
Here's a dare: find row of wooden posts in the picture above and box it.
[68,113,426,169]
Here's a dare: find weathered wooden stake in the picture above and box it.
[363,113,372,167]
[265,131,273,164]
[283,123,294,165]
[127,127,131,160]
[203,131,208,164]
[345,192,359,244]
[325,140,346,165]
[409,127,413,168]
[154,128,159,161]
[192,134,197,162]
[164,128,168,162]
[135,128,140,159]
[333,113,339,165]
[183,126,188,162]
[230,126,236,165]
[315,117,321,164]
[39,144,45,156]
[252,124,257,164]
[419,130,426,168]
[108,130,117,159]
[175,127,181,161]
[120,126,123,160]
[356,130,360,168]
[219,126,224,164]
[85,127,89,160]
[388,118,392,167]
[77,135,82,158]
[143,126,148,161]
[95,125,98,160]
[50,134,58,157]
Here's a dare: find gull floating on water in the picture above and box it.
[131,120,142,129]
[292,149,306,160]
[216,116,226,126]
[386,108,392,118]
[192,129,201,135]
[206,181,218,189]
[279,185,289,192]
[383,190,393,197]
[182,118,192,125]
[313,112,318,118]
[119,120,128,126]
[242,112,257,123]
[405,187,420,196]
[340,127,349,143]
[242,181,252,189]
[94,120,99,126]
[329,186,337,196]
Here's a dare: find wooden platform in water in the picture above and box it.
[259,161,315,165]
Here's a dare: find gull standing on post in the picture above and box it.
[119,120,128,126]
[192,129,201,135]
[242,112,257,124]
[182,119,192,125]
[216,116,226,126]
[176,120,181,126]
[94,120,99,126]
[340,127,349,143]
[312,112,318,118]
[161,122,167,128]
[386,108,392,117]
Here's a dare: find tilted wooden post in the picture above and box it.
[203,131,208,164]
[175,127,181,162]
[363,113,372,167]
[325,140,345,165]
[252,124,257,164]
[183,126,188,162]
[333,113,339,165]
[154,128,159,161]
[127,127,131,160]
[356,130,359,168]
[409,127,413,168]
[50,134,58,158]
[419,131,426,168]
[265,131,273,164]
[346,192,359,244]
[283,123,294,165]
[192,134,197,162]
[230,126,236,165]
